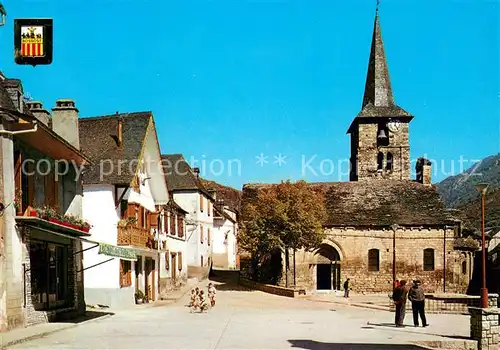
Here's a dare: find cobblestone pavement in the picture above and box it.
[8,281,473,349]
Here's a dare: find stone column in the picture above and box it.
[469,307,500,349]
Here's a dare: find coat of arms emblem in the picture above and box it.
[14,18,53,66]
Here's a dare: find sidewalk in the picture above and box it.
[300,292,397,311]
[0,279,206,349]
[0,310,113,349]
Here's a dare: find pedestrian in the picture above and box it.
[208,283,217,307]
[343,278,350,298]
[409,280,428,327]
[392,280,408,327]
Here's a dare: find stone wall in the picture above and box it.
[286,226,470,293]
[469,307,500,349]
[187,265,209,280]
[239,278,297,298]
[355,122,410,181]
[159,276,188,300]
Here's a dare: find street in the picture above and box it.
[8,281,471,349]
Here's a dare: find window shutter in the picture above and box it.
[208,202,211,216]
[177,217,184,237]
[200,195,203,212]
[146,210,151,230]
[170,213,176,234]
[119,260,124,286]
[178,252,183,270]
[150,213,158,228]
[127,203,136,220]
[208,228,211,246]
[200,225,204,243]
[165,251,170,270]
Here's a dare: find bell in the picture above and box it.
[377,129,388,139]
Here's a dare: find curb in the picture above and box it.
[304,297,391,312]
[1,313,113,349]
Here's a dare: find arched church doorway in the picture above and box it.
[315,244,341,290]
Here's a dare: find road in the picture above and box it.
[9,280,471,349]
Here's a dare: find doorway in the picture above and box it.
[317,264,332,290]
[145,258,152,300]
[171,253,177,282]
[315,243,342,290]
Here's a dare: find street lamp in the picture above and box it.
[475,183,489,308]
[391,224,399,290]
[0,3,6,26]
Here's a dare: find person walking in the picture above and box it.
[343,278,350,298]
[409,280,428,327]
[392,280,408,327]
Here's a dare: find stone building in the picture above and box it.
[241,12,473,294]
[0,74,89,331]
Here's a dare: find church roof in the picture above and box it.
[242,180,456,227]
[347,11,412,133]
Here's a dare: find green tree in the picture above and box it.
[239,180,326,286]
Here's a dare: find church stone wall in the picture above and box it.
[286,227,470,294]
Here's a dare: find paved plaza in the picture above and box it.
[5,281,473,349]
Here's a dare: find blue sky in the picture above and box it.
[1,0,498,189]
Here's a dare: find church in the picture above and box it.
[241,10,476,293]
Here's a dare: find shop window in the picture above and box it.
[120,260,132,287]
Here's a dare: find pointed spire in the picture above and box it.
[361,8,395,108]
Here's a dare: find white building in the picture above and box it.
[211,202,238,270]
[162,154,215,279]
[79,112,169,308]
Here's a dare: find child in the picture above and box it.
[188,289,196,308]
[198,290,208,312]
[208,283,217,307]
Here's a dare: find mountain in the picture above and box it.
[200,178,242,213]
[436,153,500,235]
[436,153,500,208]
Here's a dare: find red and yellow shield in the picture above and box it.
[20,26,44,57]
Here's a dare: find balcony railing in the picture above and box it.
[117,226,154,248]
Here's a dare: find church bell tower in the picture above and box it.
[348,8,413,181]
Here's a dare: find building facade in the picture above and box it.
[79,112,168,308]
[241,12,473,294]
[162,154,215,279]
[211,200,238,270]
[0,75,91,331]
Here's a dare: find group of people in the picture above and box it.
[188,283,217,313]
[392,279,429,328]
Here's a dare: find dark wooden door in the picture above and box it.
[316,264,332,290]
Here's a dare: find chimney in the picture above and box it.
[52,99,80,149]
[26,101,51,126]
[193,167,200,178]
[117,116,123,147]
[416,157,432,185]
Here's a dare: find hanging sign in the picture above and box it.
[14,18,53,66]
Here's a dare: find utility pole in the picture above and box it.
[391,224,399,290]
[475,183,489,308]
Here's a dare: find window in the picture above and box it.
[201,255,204,267]
[200,225,204,243]
[423,248,435,271]
[462,261,467,275]
[120,200,128,219]
[377,123,389,146]
[120,260,132,287]
[386,152,393,171]
[368,249,379,271]
[377,152,384,170]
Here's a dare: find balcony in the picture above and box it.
[117,226,153,248]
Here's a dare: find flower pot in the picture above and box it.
[28,210,37,217]
[136,298,143,304]
[49,218,61,225]
[82,227,90,233]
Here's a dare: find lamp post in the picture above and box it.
[475,183,489,308]
[391,224,399,290]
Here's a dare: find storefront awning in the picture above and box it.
[98,243,137,261]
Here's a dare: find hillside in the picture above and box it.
[455,187,500,234]
[436,153,500,208]
[201,178,242,212]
